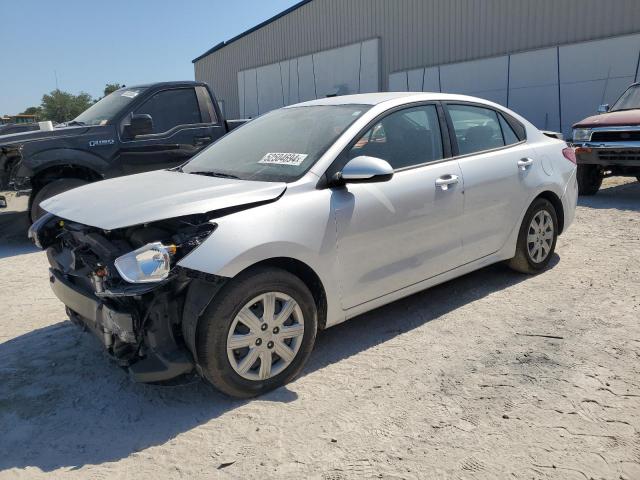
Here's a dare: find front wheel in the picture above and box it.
[507,198,558,274]
[196,267,317,398]
[30,178,88,222]
[576,164,602,196]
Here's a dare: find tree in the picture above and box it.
[40,89,93,123]
[20,106,43,119]
[103,83,124,97]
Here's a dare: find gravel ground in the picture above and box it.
[0,178,639,479]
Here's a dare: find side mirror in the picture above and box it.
[336,156,394,184]
[597,104,610,114]
[128,114,153,137]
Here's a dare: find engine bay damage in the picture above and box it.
[30,212,224,382]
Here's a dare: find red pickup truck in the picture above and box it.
[572,83,640,195]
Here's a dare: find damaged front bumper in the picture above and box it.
[32,212,222,384]
[49,266,196,382]
[49,267,194,382]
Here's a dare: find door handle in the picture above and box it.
[435,174,459,190]
[194,136,212,146]
[518,157,534,170]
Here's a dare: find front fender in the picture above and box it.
[177,186,345,326]
[28,148,110,177]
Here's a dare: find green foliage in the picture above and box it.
[103,83,124,97]
[40,89,93,123]
[20,106,43,118]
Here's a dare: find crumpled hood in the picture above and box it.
[0,125,90,146]
[41,170,287,230]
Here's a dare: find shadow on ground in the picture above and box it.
[0,255,554,472]
[578,180,640,212]
[0,212,35,259]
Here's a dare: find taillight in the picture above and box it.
[562,147,577,164]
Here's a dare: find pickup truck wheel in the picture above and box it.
[196,267,317,398]
[30,178,88,222]
[576,164,602,196]
[508,198,558,274]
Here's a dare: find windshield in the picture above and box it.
[182,105,370,182]
[72,87,146,126]
[611,85,640,111]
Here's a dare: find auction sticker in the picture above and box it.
[121,90,139,98]
[259,152,308,166]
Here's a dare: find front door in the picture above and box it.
[118,87,225,174]
[332,104,465,309]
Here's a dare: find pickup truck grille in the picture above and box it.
[590,131,640,142]
[598,150,640,162]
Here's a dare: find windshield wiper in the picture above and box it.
[66,120,86,126]
[187,170,240,179]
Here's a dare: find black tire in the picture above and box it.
[576,164,602,196]
[507,198,558,274]
[30,178,88,222]
[196,267,317,398]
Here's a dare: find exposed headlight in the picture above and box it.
[572,128,592,142]
[114,242,176,283]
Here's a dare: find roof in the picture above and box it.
[126,80,206,89]
[287,91,502,107]
[192,0,314,63]
[288,92,426,107]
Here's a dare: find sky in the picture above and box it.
[0,0,300,115]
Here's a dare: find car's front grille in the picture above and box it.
[598,150,640,162]
[590,131,640,142]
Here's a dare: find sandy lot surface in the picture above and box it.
[0,178,639,479]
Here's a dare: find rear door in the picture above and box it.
[117,86,225,174]
[332,103,465,309]
[443,102,537,263]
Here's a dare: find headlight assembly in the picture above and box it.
[114,242,176,283]
[572,128,592,142]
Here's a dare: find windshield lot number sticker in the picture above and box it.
[259,153,308,166]
[121,90,139,98]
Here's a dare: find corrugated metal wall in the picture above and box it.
[194,0,640,119]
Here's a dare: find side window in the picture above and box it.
[499,113,520,145]
[447,104,505,155]
[134,88,201,134]
[349,104,444,169]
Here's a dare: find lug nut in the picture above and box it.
[273,327,280,334]
[267,341,274,349]
[255,338,262,346]
[261,323,268,331]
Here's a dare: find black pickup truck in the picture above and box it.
[1,81,245,222]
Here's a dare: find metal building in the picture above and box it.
[193,0,640,137]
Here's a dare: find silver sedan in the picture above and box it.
[33,92,578,397]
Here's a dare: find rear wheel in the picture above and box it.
[30,178,88,222]
[576,164,602,195]
[196,267,317,398]
[508,198,558,274]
